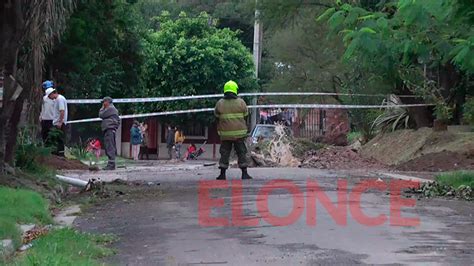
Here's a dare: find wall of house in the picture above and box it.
[120,118,221,160]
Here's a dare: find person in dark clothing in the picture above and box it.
[214,80,253,180]
[139,122,149,160]
[99,97,120,170]
[130,121,142,161]
[166,125,175,160]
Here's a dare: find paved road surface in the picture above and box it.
[74,165,474,265]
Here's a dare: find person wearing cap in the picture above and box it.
[40,81,56,143]
[214,80,253,180]
[99,97,120,170]
[45,87,68,156]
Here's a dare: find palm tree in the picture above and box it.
[0,0,75,173]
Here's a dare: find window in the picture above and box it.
[183,122,208,140]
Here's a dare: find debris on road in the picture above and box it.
[249,124,386,170]
[407,182,473,201]
[250,125,301,167]
[300,146,388,170]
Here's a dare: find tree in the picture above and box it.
[0,0,75,172]
[139,12,258,123]
[48,0,145,120]
[137,0,256,50]
[318,0,474,126]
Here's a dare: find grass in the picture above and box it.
[78,155,133,168]
[0,187,52,247]
[8,228,116,266]
[435,171,474,188]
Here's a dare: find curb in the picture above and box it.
[377,172,432,183]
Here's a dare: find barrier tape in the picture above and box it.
[67,92,420,104]
[67,103,433,124]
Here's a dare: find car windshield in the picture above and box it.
[254,126,276,138]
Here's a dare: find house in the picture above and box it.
[116,108,349,159]
[119,118,220,160]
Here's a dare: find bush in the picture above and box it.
[350,109,382,142]
[434,102,453,121]
[15,129,52,172]
[463,98,474,126]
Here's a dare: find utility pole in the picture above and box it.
[251,1,262,130]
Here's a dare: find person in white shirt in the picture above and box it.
[40,81,56,142]
[45,88,68,156]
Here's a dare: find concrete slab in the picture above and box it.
[54,205,81,227]
[0,239,14,259]
[19,224,35,234]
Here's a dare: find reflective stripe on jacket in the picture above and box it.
[215,97,248,140]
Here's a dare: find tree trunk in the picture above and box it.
[398,92,433,128]
[0,0,25,173]
[5,92,26,164]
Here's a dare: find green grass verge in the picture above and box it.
[435,171,474,188]
[0,187,52,247]
[80,156,133,168]
[8,228,116,266]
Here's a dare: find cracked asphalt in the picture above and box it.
[72,164,474,265]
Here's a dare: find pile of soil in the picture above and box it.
[396,151,474,172]
[300,146,388,170]
[38,155,89,171]
[361,128,474,166]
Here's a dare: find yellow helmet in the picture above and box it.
[223,80,238,94]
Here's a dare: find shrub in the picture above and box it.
[433,102,453,121]
[463,98,474,126]
[15,129,51,172]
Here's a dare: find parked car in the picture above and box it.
[249,124,292,144]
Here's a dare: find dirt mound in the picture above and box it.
[38,155,89,171]
[300,146,388,170]
[361,128,474,166]
[396,151,474,172]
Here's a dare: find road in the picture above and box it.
[73,164,474,265]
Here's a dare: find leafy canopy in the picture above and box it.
[140,12,257,122]
[319,0,474,81]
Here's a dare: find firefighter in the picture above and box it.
[214,80,253,180]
